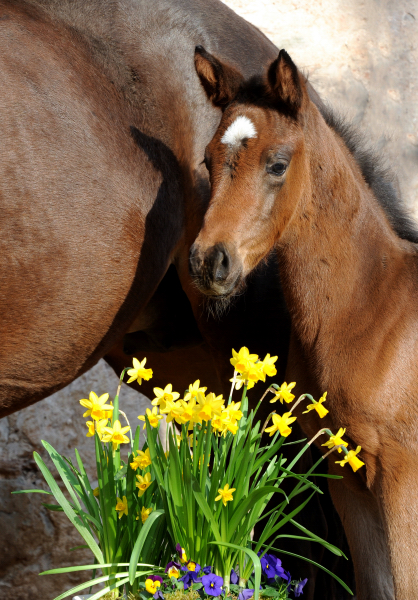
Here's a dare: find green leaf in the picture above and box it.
[12,489,52,495]
[42,502,64,511]
[33,452,104,564]
[129,509,164,584]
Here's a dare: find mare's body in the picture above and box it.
[0,0,287,414]
[191,48,418,599]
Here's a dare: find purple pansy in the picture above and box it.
[153,590,164,600]
[258,553,285,580]
[230,568,239,585]
[181,561,201,574]
[165,561,181,573]
[294,578,308,597]
[179,570,201,589]
[238,589,254,600]
[202,566,213,575]
[148,575,163,584]
[201,573,224,596]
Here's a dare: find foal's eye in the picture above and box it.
[267,162,288,177]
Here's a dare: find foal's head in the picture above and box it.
[190,47,315,297]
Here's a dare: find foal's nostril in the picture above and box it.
[213,244,230,282]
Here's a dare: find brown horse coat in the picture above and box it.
[191,47,418,600]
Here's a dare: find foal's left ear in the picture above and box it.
[194,45,244,108]
[267,49,304,116]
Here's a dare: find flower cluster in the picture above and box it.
[230,348,278,390]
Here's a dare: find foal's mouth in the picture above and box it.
[192,269,244,299]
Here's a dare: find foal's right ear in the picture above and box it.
[194,46,244,109]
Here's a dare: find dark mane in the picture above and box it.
[235,75,418,244]
[319,104,418,244]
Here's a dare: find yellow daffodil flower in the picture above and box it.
[265,412,297,437]
[127,357,153,385]
[80,391,114,421]
[260,353,278,378]
[303,392,329,418]
[230,347,259,373]
[184,380,207,402]
[230,373,255,391]
[215,483,236,506]
[336,446,365,472]
[138,406,163,430]
[85,418,108,440]
[140,506,153,523]
[115,496,128,518]
[269,382,296,404]
[192,392,224,423]
[130,448,151,471]
[102,419,131,450]
[175,398,197,427]
[322,427,348,453]
[159,399,185,424]
[145,578,161,594]
[223,401,243,422]
[151,383,180,411]
[136,472,152,496]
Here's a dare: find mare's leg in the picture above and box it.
[328,469,394,600]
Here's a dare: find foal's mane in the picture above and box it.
[235,75,418,245]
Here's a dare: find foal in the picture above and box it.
[190,47,418,600]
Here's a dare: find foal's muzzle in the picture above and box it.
[189,242,241,296]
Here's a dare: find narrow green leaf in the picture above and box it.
[129,509,164,584]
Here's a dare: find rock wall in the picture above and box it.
[2,1,418,599]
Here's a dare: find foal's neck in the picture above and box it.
[278,109,416,354]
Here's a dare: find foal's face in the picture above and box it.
[190,47,309,297]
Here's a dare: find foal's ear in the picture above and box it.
[267,49,304,115]
[194,46,244,108]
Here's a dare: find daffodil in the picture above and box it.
[176,398,197,427]
[215,483,236,506]
[137,406,163,430]
[130,448,151,471]
[265,412,297,437]
[115,496,128,518]
[303,392,329,418]
[126,357,153,385]
[80,391,114,421]
[184,380,207,402]
[151,383,180,411]
[269,382,296,404]
[223,401,243,422]
[136,472,152,496]
[322,427,348,453]
[140,506,153,523]
[85,418,108,440]
[160,399,185,424]
[192,392,224,423]
[230,373,255,391]
[230,347,259,373]
[102,419,131,450]
[260,353,278,378]
[335,446,365,472]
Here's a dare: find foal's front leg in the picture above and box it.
[328,470,394,600]
[378,451,418,599]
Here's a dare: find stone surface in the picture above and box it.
[2,2,418,599]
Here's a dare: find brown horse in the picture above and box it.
[0,0,292,416]
[191,46,418,600]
